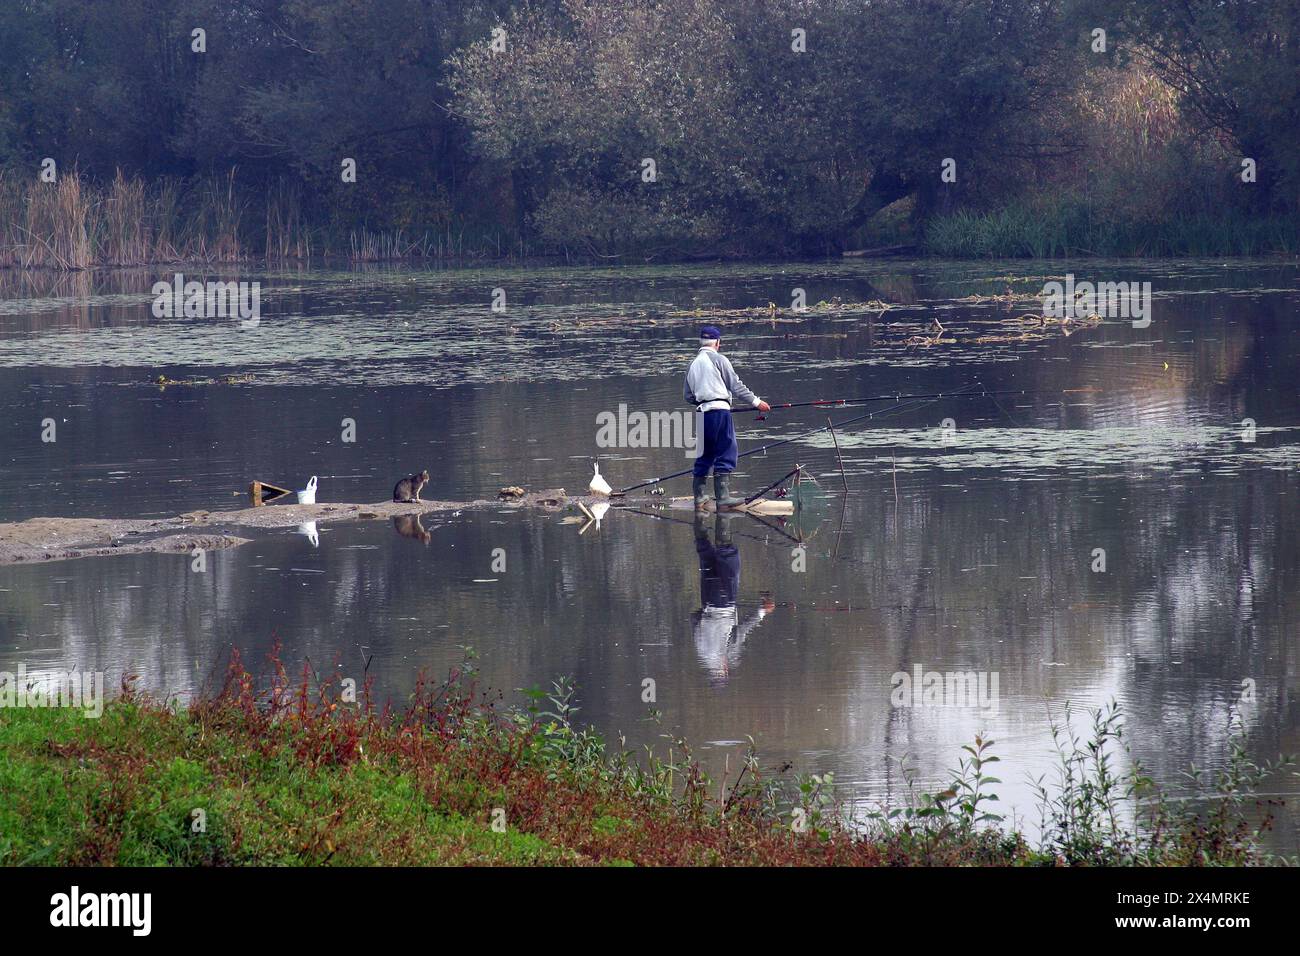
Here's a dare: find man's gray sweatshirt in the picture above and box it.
[683,346,762,412]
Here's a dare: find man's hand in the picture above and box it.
[757,401,771,412]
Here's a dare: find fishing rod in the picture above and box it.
[616,382,1007,494]
[616,397,939,495]
[735,387,1027,417]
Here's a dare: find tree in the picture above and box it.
[449,0,1079,255]
[1084,0,1300,209]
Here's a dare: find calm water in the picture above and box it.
[2,259,1298,849]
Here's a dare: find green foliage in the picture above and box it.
[1033,702,1135,864]
[0,0,516,252]
[1033,702,1293,866]
[0,654,1289,867]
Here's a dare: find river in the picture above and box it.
[1,258,1297,850]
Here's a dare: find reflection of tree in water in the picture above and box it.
[868,315,1300,809]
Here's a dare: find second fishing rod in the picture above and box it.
[616,390,959,495]
[734,387,1027,418]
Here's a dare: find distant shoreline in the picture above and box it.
[2,246,1297,277]
[6,171,1297,273]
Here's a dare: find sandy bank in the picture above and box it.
[0,489,581,565]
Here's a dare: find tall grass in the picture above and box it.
[0,167,508,270]
[0,167,244,269]
[349,229,432,262]
[4,164,1295,268]
[187,170,244,263]
[264,179,312,262]
[1,171,94,269]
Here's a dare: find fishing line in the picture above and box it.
[617,382,994,494]
[741,382,1002,491]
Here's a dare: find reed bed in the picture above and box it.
[347,226,507,261]
[0,168,239,269]
[264,179,312,262]
[0,168,506,270]
[348,229,435,262]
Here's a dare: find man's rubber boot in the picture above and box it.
[714,473,744,509]
[693,475,710,511]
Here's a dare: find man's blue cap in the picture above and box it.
[699,325,722,341]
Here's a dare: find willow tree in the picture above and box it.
[449,0,1076,255]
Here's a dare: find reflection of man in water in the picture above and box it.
[693,514,774,683]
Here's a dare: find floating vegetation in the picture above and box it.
[955,291,1043,303]
[898,311,1104,346]
[667,298,893,321]
[153,373,255,388]
[1011,312,1104,328]
[979,274,1068,284]
[967,312,1104,342]
[904,319,955,348]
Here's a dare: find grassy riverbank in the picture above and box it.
[0,651,1290,866]
[925,201,1300,259]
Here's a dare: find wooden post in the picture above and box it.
[828,418,849,495]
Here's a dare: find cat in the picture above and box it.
[393,469,430,503]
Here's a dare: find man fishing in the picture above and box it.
[684,325,770,509]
